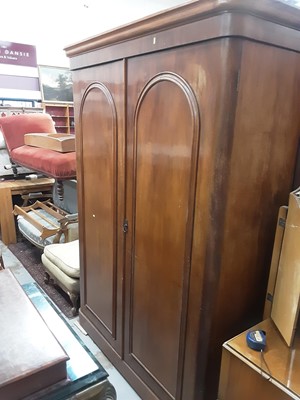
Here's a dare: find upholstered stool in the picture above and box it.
[41,240,80,316]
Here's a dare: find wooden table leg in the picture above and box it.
[0,187,17,244]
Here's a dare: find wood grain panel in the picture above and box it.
[130,75,199,398]
[66,0,300,59]
[80,82,117,336]
[206,40,300,396]
[214,40,300,334]
[218,350,291,400]
[125,38,239,400]
[74,61,125,355]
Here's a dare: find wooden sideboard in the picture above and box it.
[65,1,300,399]
[218,318,300,400]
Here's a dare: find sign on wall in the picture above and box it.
[0,41,37,67]
[0,41,41,101]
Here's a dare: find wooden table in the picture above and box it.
[218,319,300,400]
[0,269,68,399]
[0,178,54,244]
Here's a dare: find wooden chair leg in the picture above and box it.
[0,250,4,270]
[44,272,50,284]
[69,292,79,316]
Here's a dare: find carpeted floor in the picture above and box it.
[8,239,76,319]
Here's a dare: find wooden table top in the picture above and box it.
[224,318,300,397]
[0,177,54,190]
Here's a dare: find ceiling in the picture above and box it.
[1,0,191,66]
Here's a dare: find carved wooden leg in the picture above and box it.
[56,180,64,201]
[69,292,79,316]
[99,380,117,400]
[0,250,4,270]
[75,379,117,399]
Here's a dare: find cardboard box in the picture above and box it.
[24,133,75,153]
[271,187,300,346]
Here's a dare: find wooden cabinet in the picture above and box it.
[43,103,74,134]
[65,1,300,399]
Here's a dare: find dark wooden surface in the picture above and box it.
[74,61,125,357]
[65,0,300,60]
[0,269,68,399]
[67,1,300,399]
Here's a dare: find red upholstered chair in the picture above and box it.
[0,113,76,179]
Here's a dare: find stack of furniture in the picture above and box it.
[0,112,79,312]
[13,179,80,315]
[65,1,300,399]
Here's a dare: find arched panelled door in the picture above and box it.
[75,62,125,356]
[125,55,200,400]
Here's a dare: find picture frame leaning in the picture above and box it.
[38,65,73,103]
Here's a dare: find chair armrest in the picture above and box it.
[64,213,78,222]
[13,204,60,239]
[13,200,71,240]
[21,192,53,206]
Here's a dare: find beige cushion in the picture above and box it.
[43,240,79,278]
[41,254,80,293]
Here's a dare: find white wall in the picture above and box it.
[1,0,189,67]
